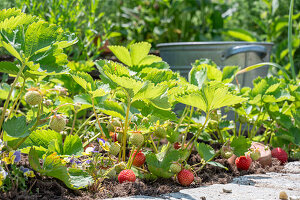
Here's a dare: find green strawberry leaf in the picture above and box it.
[195,142,215,161]
[63,135,83,156]
[108,45,132,66]
[29,148,93,190]
[130,42,151,66]
[20,129,62,155]
[222,66,239,83]
[98,100,126,120]
[68,168,94,189]
[0,8,22,22]
[207,161,228,170]
[0,61,19,75]
[231,136,251,157]
[3,116,34,138]
[138,55,162,66]
[71,71,94,91]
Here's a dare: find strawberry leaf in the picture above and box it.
[63,135,83,156]
[231,136,251,157]
[130,42,151,66]
[195,142,215,161]
[3,116,34,138]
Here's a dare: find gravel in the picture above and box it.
[106,161,300,200]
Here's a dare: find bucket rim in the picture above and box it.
[156,41,274,48]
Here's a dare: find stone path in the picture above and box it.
[107,162,300,200]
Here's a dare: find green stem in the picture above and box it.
[175,105,188,132]
[250,106,263,139]
[91,97,105,138]
[0,62,26,137]
[70,111,77,135]
[75,113,95,136]
[216,127,224,144]
[238,122,242,137]
[234,112,237,137]
[186,112,210,149]
[122,97,131,161]
[83,131,103,148]
[185,113,210,160]
[149,135,158,154]
[288,0,296,80]
[182,106,194,147]
[194,150,221,173]
[8,78,26,119]
[127,145,136,169]
[79,120,96,139]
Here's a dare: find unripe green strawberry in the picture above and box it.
[221,145,233,159]
[25,90,42,106]
[111,120,121,128]
[170,162,181,174]
[117,133,129,142]
[109,142,121,156]
[129,133,144,146]
[154,126,166,138]
[107,123,115,132]
[115,162,126,173]
[106,167,117,179]
[49,115,66,132]
[250,149,261,161]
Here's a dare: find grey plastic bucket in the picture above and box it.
[157,42,273,87]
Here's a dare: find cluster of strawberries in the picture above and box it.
[235,147,288,170]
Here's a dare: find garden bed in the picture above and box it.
[0,153,285,200]
[0,8,299,200]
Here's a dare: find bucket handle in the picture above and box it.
[221,45,268,60]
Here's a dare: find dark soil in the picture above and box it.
[0,152,285,200]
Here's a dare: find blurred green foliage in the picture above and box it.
[0,0,299,73]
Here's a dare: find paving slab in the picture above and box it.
[107,162,300,200]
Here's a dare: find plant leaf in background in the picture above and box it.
[225,28,257,42]
[0,9,78,77]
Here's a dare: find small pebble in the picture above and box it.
[290,196,300,200]
[223,188,232,193]
[279,191,289,200]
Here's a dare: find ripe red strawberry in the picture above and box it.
[235,155,252,170]
[131,150,146,167]
[177,169,194,186]
[118,169,136,183]
[271,147,288,164]
[174,142,181,149]
[111,132,118,142]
